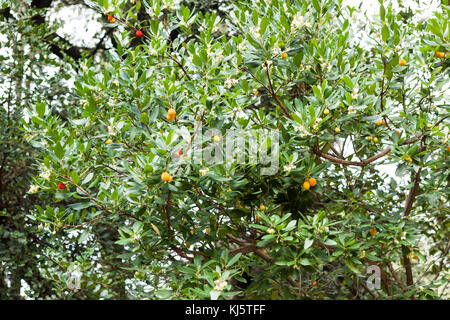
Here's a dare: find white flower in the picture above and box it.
[267,228,276,234]
[213,51,223,64]
[199,167,210,177]
[39,169,51,181]
[214,278,228,291]
[401,232,406,240]
[283,164,296,172]
[224,78,238,89]
[351,88,359,100]
[294,124,310,137]
[28,185,40,194]
[347,106,356,114]
[262,60,272,70]
[149,48,158,56]
[108,124,116,136]
[291,14,304,32]
[250,26,261,39]
[131,233,141,242]
[272,46,281,56]
[237,42,247,52]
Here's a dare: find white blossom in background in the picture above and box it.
[237,42,247,52]
[199,167,210,177]
[224,78,238,89]
[39,168,52,181]
[28,185,40,194]
[351,88,359,100]
[262,60,272,70]
[283,163,296,173]
[272,46,281,56]
[214,278,228,291]
[249,25,261,39]
[294,124,310,137]
[348,106,357,114]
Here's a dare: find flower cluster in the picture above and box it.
[214,278,228,291]
[283,163,296,173]
[294,124,310,137]
[250,25,261,39]
[291,14,311,32]
[39,168,52,181]
[351,88,359,100]
[262,60,272,70]
[199,167,210,177]
[347,106,357,114]
[28,185,40,194]
[224,78,238,88]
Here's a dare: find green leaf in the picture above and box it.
[381,24,390,42]
[342,75,353,89]
[36,102,46,118]
[71,171,80,185]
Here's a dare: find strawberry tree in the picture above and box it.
[23,0,449,299]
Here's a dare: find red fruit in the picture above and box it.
[174,150,182,158]
[136,30,143,37]
[58,182,66,190]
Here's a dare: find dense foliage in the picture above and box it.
[3,0,449,299]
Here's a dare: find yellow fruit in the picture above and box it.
[303,181,310,190]
[309,177,317,187]
[259,204,266,211]
[105,139,113,144]
[190,230,194,235]
[370,228,377,236]
[312,281,317,286]
[434,51,445,58]
[167,108,176,121]
[213,135,221,142]
[335,127,341,133]
[405,156,412,162]
[161,172,173,182]
[373,137,378,143]
[282,52,288,59]
[324,108,330,115]
[367,136,372,141]
[396,130,401,136]
[399,59,407,66]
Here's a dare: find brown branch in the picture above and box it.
[402,167,422,292]
[313,144,391,167]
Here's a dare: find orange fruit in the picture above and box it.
[447,146,450,152]
[303,181,310,190]
[399,59,407,66]
[282,52,288,59]
[105,139,113,145]
[167,108,176,121]
[434,51,444,58]
[370,228,377,236]
[190,230,194,235]
[186,242,190,247]
[161,172,172,182]
[405,156,412,162]
[256,214,261,221]
[205,227,211,234]
[309,177,317,187]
